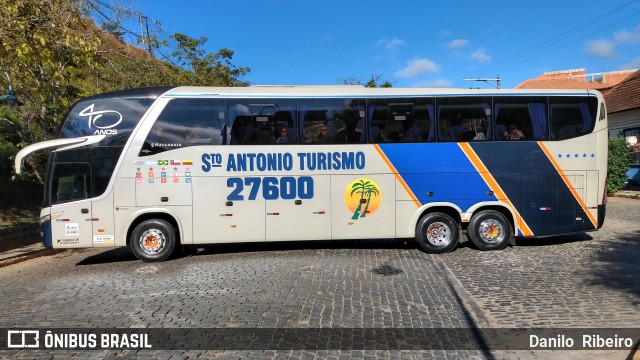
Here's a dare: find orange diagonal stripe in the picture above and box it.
[372,144,420,208]
[537,142,597,228]
[459,143,534,236]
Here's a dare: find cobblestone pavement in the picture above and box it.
[0,197,638,359]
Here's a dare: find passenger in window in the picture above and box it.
[504,124,525,140]
[316,124,332,144]
[473,120,486,140]
[186,129,202,144]
[186,128,214,144]
[335,116,361,143]
[319,124,329,138]
[275,127,290,144]
[460,119,476,141]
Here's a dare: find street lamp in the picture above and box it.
[1,71,23,107]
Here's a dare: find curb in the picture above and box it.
[0,223,43,265]
[0,247,65,268]
[614,191,640,200]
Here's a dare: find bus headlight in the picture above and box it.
[40,211,64,225]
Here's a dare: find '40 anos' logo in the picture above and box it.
[79,104,123,135]
[344,178,381,222]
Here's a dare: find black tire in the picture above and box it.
[467,210,512,251]
[415,212,459,254]
[130,219,176,262]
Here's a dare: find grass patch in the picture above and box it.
[0,208,39,229]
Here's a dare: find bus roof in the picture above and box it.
[162,85,601,99]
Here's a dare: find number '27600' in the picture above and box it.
[227,176,314,201]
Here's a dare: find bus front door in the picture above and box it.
[48,163,94,248]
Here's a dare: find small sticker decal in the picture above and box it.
[65,223,79,236]
[57,238,80,245]
[134,158,193,185]
[93,235,114,245]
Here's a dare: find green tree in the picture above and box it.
[607,136,632,193]
[0,107,20,177]
[340,74,393,88]
[0,0,100,181]
[360,183,379,218]
[350,179,369,220]
[171,33,250,86]
[1,0,251,182]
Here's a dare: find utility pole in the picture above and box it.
[138,12,144,47]
[138,13,153,55]
[463,75,501,89]
[144,16,153,55]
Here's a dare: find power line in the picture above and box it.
[490,9,640,74]
[464,0,640,86]
[481,0,640,75]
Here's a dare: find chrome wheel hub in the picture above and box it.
[426,222,450,246]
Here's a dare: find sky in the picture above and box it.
[128,0,640,89]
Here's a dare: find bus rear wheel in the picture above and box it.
[467,210,511,251]
[415,212,459,254]
[130,219,176,262]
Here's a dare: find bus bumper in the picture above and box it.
[597,204,606,229]
[40,218,53,249]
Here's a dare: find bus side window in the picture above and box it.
[494,97,548,141]
[550,97,597,140]
[367,99,432,143]
[140,98,225,155]
[299,99,365,145]
[437,97,490,142]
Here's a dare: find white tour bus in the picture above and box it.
[15,86,608,262]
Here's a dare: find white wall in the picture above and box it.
[608,109,640,138]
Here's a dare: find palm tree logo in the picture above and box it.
[345,178,382,220]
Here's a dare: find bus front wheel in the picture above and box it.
[467,210,511,251]
[415,212,459,254]
[130,219,176,262]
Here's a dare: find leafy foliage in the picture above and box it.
[607,137,632,193]
[0,0,250,183]
[340,74,393,88]
[1,0,101,180]
[169,34,249,86]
